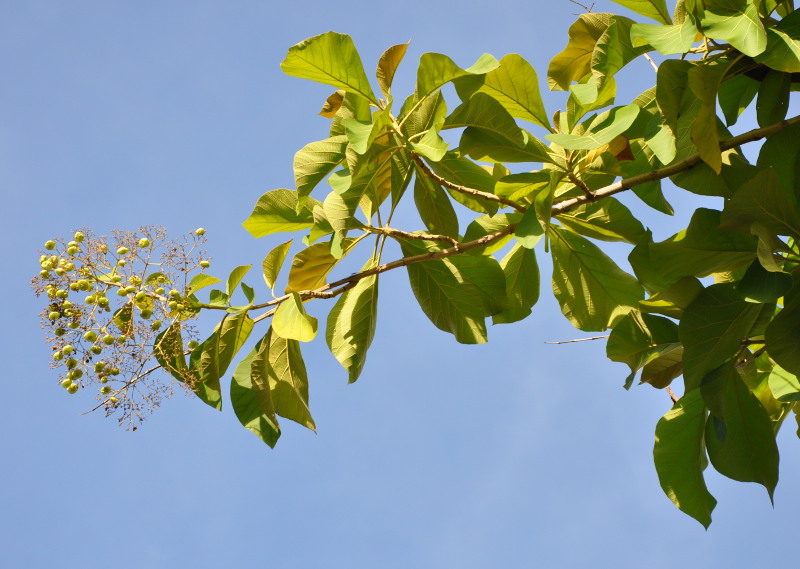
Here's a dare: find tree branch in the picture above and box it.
[411,153,527,213]
[362,225,460,248]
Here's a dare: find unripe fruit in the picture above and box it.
[100,386,111,394]
[109,367,120,376]
[69,282,79,291]
[135,291,147,302]
[91,345,102,355]
[138,238,150,248]
[110,275,122,283]
[151,321,162,331]
[78,279,91,290]
[45,240,56,250]
[199,260,210,268]
[67,384,79,394]
[117,247,129,255]
[48,311,60,321]
[102,335,115,345]
[68,369,83,380]
[68,322,80,329]
[55,289,68,299]
[66,246,78,255]
[40,270,51,279]
[85,295,96,304]
[84,331,97,342]
[125,286,136,294]
[99,377,108,384]
[62,310,73,318]
[61,379,72,389]
[54,328,66,337]
[169,289,179,298]
[98,298,109,308]
[140,309,152,319]
[187,340,199,349]
[155,287,165,295]
[117,259,126,266]
[195,228,206,236]
[68,241,78,248]
[53,351,63,361]
[64,262,75,272]
[109,396,119,403]
[117,288,129,297]
[62,300,72,309]
[74,232,85,242]
[62,345,74,355]
[117,335,126,344]
[94,361,106,372]
[66,358,78,369]
[168,300,178,311]
[55,268,66,276]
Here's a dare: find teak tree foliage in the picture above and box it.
[32,0,800,526]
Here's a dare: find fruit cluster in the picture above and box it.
[32,227,209,428]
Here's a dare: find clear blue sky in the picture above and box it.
[3,2,799,567]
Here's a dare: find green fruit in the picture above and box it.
[85,295,96,304]
[117,247,129,255]
[100,386,112,394]
[68,322,80,329]
[99,377,108,384]
[62,300,72,309]
[102,335,115,345]
[138,238,150,248]
[78,279,91,290]
[67,384,79,394]
[117,288,129,297]
[117,259,126,267]
[195,228,206,236]
[94,361,106,372]
[55,289,68,299]
[69,282,79,291]
[91,345,102,355]
[109,367,120,376]
[98,297,109,308]
[169,289,180,298]
[140,309,152,319]
[155,287,166,295]
[64,262,76,272]
[55,268,66,276]
[109,396,119,403]
[53,351,63,361]
[84,331,97,342]
[68,369,83,380]
[48,311,60,321]
[66,246,78,255]
[40,270,51,279]
[62,345,74,355]
[61,379,72,389]
[68,241,78,248]
[45,240,56,250]
[66,358,78,369]
[74,232,85,242]
[168,300,178,310]
[54,328,66,337]
[135,291,147,301]
[187,340,199,349]
[117,335,126,344]
[199,260,210,268]
[151,321,162,331]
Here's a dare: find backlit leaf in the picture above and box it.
[262,240,292,292]
[376,42,409,96]
[610,0,672,24]
[230,341,281,448]
[273,291,318,343]
[492,243,540,324]
[243,189,320,238]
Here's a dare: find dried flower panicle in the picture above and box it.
[31,226,211,428]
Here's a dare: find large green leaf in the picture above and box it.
[459,128,552,164]
[610,0,673,23]
[736,259,793,303]
[326,258,379,383]
[427,154,500,215]
[555,197,646,243]
[547,104,640,150]
[455,53,551,130]
[718,74,760,127]
[639,277,704,318]
[630,15,696,54]
[226,265,252,298]
[756,69,791,128]
[285,238,359,293]
[653,389,716,529]
[462,213,519,254]
[720,167,800,238]
[607,311,681,383]
[629,209,757,291]
[756,7,800,72]
[293,135,348,204]
[443,92,524,147]
[191,311,255,410]
[230,340,281,448]
[549,225,644,331]
[757,123,800,194]
[765,287,800,376]
[281,32,378,104]
[705,365,779,500]
[260,327,316,431]
[262,240,292,293]
[376,42,409,97]
[700,0,767,57]
[273,291,318,343]
[243,189,320,238]
[767,361,800,402]
[415,52,499,100]
[688,62,728,173]
[680,283,769,391]
[400,239,506,343]
[492,243,540,324]
[413,173,459,238]
[153,322,189,383]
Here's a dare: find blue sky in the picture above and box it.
[3,1,799,567]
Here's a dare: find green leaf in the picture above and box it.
[642,347,685,389]
[688,62,728,173]
[767,361,800,402]
[700,0,767,57]
[757,122,800,194]
[705,366,779,500]
[400,239,506,344]
[655,59,691,143]
[376,42,409,97]
[515,207,544,249]
[610,0,673,23]
[427,154,499,215]
[549,225,644,331]
[639,277,704,318]
[459,128,553,164]
[260,328,315,431]
[188,273,221,295]
[548,13,622,90]
[281,32,378,104]
[737,259,793,303]
[494,171,552,203]
[680,283,770,391]
[756,7,800,72]
[243,189,320,238]
[285,239,359,293]
[765,287,800,376]
[226,265,252,298]
[718,75,760,127]
[653,389,716,529]
[555,197,646,244]
[410,128,449,161]
[326,258,379,383]
[455,54,551,130]
[230,341,281,448]
[546,104,640,150]
[413,173,459,238]
[273,291,318,343]
[462,213,519,255]
[720,167,800,238]
[607,310,681,382]
[262,240,292,292]
[443,92,524,147]
[757,69,791,128]
[191,311,255,410]
[629,209,757,291]
[492,243,540,324]
[153,323,189,383]
[112,302,134,337]
[293,135,348,204]
[630,16,696,54]
[415,52,500,100]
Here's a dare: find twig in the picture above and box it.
[666,386,678,404]
[544,335,609,344]
[568,0,594,12]
[643,53,659,72]
[411,153,527,213]
[362,225,460,248]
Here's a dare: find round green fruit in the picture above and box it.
[151,321,162,331]
[74,232,85,242]
[195,228,206,236]
[68,322,80,329]
[168,300,178,311]
[67,384,79,394]
[199,260,210,268]
[94,361,106,372]
[66,246,78,255]
[102,335,115,345]
[140,309,152,319]
[155,287,165,295]
[53,351,63,361]
[90,345,102,355]
[55,289,68,299]
[117,259,126,267]
[62,345,74,355]
[61,379,72,389]
[45,240,56,250]
[169,289,179,298]
[117,335,126,344]
[40,270,51,279]
[138,238,150,248]
[100,386,112,395]
[187,340,199,349]
[84,331,97,342]
[48,311,60,321]
[66,358,78,369]
[116,247,129,255]
[54,328,66,337]
[109,396,119,403]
